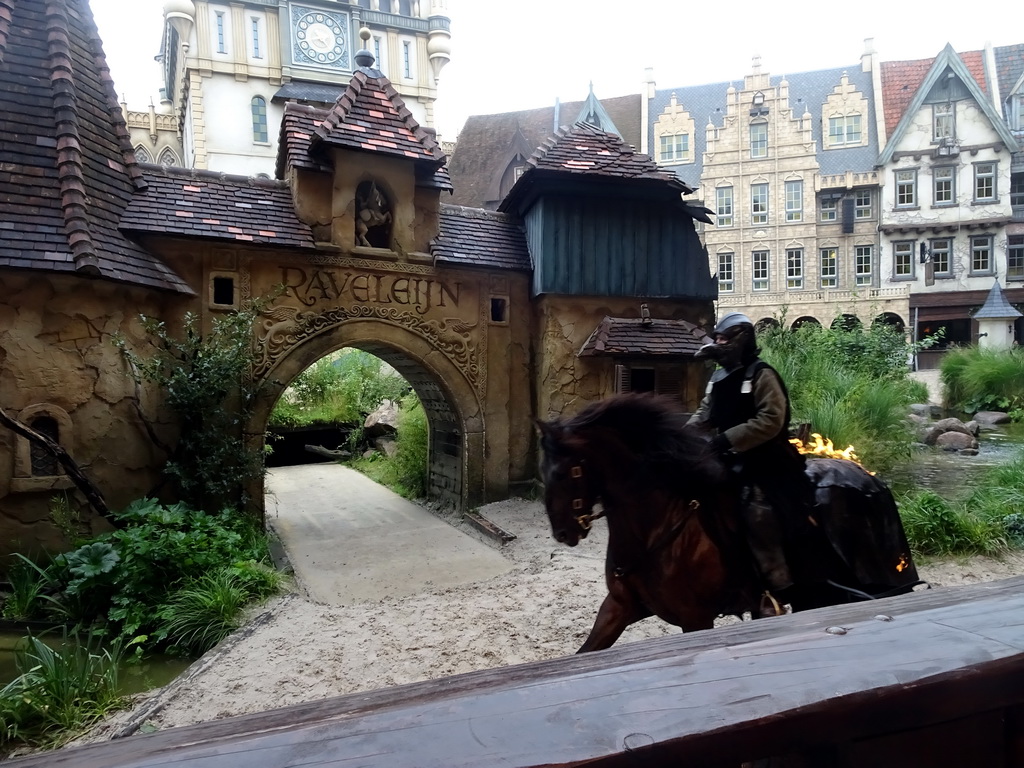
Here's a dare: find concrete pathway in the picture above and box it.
[265,464,511,606]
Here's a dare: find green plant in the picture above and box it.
[940,346,1024,417]
[157,569,249,655]
[116,304,268,512]
[349,393,428,498]
[898,489,1006,556]
[1,556,55,622]
[0,633,125,751]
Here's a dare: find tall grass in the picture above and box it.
[351,393,429,498]
[0,633,125,752]
[759,321,927,471]
[940,346,1024,417]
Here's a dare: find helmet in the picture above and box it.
[713,312,753,336]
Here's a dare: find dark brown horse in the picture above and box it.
[537,393,921,653]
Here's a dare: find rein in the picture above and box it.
[568,460,701,576]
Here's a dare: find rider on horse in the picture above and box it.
[688,312,814,606]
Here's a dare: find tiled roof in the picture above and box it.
[313,67,447,166]
[121,165,315,249]
[446,93,642,208]
[578,316,710,357]
[431,204,531,271]
[973,282,1023,319]
[277,91,452,191]
[532,121,692,188]
[272,81,346,104]
[0,0,190,293]
[994,44,1024,107]
[880,50,988,138]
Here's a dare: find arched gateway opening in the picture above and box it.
[250,320,482,512]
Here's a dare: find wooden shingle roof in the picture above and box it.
[431,204,531,271]
[0,0,190,293]
[121,166,315,249]
[578,316,710,357]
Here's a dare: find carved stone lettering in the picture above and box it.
[279,267,462,316]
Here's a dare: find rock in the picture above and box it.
[304,445,351,460]
[963,421,980,437]
[959,448,979,456]
[364,399,399,438]
[935,432,978,452]
[374,437,398,457]
[908,404,931,416]
[932,417,974,437]
[906,413,929,426]
[362,448,377,459]
[974,411,1012,426]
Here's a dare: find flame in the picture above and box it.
[896,554,909,573]
[790,433,874,474]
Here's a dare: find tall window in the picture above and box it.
[1009,235,1024,280]
[893,241,914,278]
[785,180,802,222]
[1012,173,1024,208]
[373,36,382,67]
[402,41,411,78]
[251,96,268,143]
[716,187,733,227]
[252,17,261,58]
[718,252,734,292]
[216,11,226,54]
[855,189,873,219]
[819,247,837,288]
[819,197,837,222]
[933,103,954,140]
[751,183,768,224]
[29,416,59,476]
[752,250,769,291]
[895,170,917,208]
[786,248,803,289]
[659,133,689,162]
[970,235,992,273]
[749,121,767,158]
[974,162,996,202]
[930,238,951,275]
[855,245,873,286]
[828,115,862,145]
[933,166,955,205]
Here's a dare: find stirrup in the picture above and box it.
[760,590,783,617]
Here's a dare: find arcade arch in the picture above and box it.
[791,316,821,330]
[250,320,484,511]
[872,312,906,332]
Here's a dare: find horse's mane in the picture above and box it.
[559,393,727,487]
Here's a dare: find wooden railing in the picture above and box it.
[13,577,1024,767]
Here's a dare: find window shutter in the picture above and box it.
[614,364,631,394]
[655,365,683,398]
[841,197,855,234]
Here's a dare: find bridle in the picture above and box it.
[566,461,605,531]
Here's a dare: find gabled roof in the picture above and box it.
[993,44,1024,103]
[430,205,531,271]
[311,66,446,166]
[0,0,190,293]
[973,281,1023,319]
[879,44,1019,163]
[121,166,315,249]
[574,83,622,138]
[446,93,642,208]
[578,316,710,357]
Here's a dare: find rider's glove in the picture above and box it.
[711,433,732,455]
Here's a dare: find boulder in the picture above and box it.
[974,411,1012,426]
[364,399,399,438]
[935,431,978,452]
[374,437,399,457]
[932,417,974,436]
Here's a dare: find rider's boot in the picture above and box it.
[741,492,793,612]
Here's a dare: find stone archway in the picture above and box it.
[249,319,484,514]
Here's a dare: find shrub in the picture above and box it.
[940,346,1024,417]
[157,570,249,655]
[897,489,1006,556]
[350,393,429,499]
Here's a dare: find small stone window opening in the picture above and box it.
[29,416,60,476]
[490,297,507,323]
[212,276,236,306]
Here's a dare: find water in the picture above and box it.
[884,420,1024,499]
[0,631,193,695]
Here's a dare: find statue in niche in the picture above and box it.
[355,180,393,248]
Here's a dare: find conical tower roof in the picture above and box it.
[973,281,1023,319]
[0,0,188,292]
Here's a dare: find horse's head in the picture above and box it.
[536,418,600,547]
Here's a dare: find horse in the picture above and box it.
[536,393,921,653]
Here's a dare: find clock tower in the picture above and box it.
[143,0,452,175]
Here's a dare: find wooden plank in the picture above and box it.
[12,577,1024,768]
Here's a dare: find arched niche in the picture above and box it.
[11,403,75,492]
[354,180,394,249]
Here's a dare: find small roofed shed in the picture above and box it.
[498,122,715,300]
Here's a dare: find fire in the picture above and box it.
[790,433,873,473]
[896,554,909,573]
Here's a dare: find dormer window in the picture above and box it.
[933,103,954,141]
[750,91,768,117]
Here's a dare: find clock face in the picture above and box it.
[294,11,346,65]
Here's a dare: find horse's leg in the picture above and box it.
[576,590,651,654]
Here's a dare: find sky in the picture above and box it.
[91,0,1019,142]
